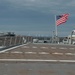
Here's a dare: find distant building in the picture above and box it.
[5,32,15,36]
[0,32,15,37]
[68,35,75,44]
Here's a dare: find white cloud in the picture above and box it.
[1,0,75,15]
[66,0,75,7]
[4,0,61,11]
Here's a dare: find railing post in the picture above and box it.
[10,37,12,46]
[14,36,17,45]
[4,36,7,46]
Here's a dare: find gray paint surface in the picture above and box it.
[0,62,75,75]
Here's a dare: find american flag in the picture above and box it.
[56,13,69,26]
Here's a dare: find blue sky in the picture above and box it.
[0,0,75,36]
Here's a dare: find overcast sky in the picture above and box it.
[0,0,75,36]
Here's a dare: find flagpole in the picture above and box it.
[55,15,58,43]
[55,15,58,37]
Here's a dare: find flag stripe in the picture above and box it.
[56,14,69,26]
